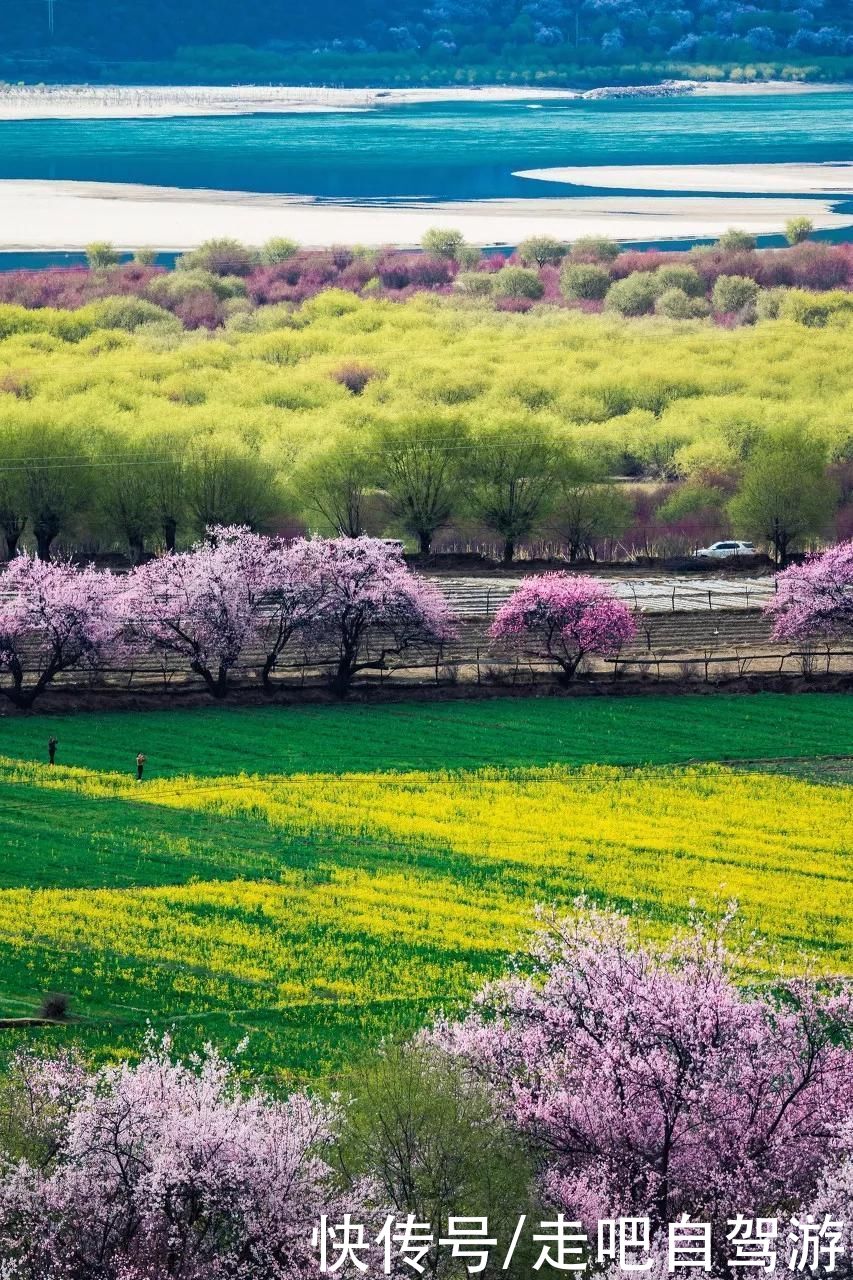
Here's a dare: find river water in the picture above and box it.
[1,92,850,267]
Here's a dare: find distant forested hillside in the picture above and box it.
[1,0,852,84]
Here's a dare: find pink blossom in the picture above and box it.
[0,1038,355,1279]
[122,528,268,698]
[0,553,122,708]
[299,536,457,695]
[489,572,636,681]
[431,904,853,1243]
[766,540,853,642]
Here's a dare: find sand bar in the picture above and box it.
[517,162,853,195]
[0,84,583,120]
[0,80,848,121]
[1,179,850,251]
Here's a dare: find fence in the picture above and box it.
[16,608,852,702]
[430,577,775,619]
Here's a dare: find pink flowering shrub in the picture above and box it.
[766,540,853,643]
[432,904,853,1245]
[0,1039,351,1280]
[0,553,121,708]
[489,572,636,681]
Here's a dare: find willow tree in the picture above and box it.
[729,433,835,566]
[373,414,467,555]
[465,420,567,564]
[297,429,375,537]
[14,422,91,560]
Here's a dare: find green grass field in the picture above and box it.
[0,693,849,1083]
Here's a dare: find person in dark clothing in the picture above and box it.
[136,752,146,781]
[48,737,57,766]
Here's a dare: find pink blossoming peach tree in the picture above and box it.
[430,904,853,1268]
[0,553,122,709]
[489,573,636,682]
[0,532,456,705]
[766,539,853,644]
[0,1038,365,1280]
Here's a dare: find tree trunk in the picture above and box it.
[163,516,177,554]
[35,527,55,562]
[128,535,146,566]
[502,538,515,565]
[3,528,21,560]
[418,530,432,556]
[193,662,229,699]
[332,653,355,698]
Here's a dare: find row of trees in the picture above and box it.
[2,230,850,332]
[0,533,455,707]
[0,415,843,568]
[1,532,850,709]
[0,905,851,1278]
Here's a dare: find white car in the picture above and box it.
[693,540,757,560]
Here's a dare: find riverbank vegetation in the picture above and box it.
[0,249,851,565]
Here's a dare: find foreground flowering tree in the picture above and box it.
[303,537,457,696]
[490,573,636,682]
[766,539,853,643]
[0,1039,352,1280]
[433,905,853,1256]
[0,553,121,708]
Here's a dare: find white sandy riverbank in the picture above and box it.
[0,84,583,120]
[1,179,850,251]
[517,162,853,195]
[0,80,848,120]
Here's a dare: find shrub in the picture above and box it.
[779,288,853,327]
[210,274,248,300]
[561,262,610,301]
[38,992,70,1020]
[132,247,158,266]
[455,244,483,269]
[87,296,182,333]
[420,227,466,260]
[604,272,658,316]
[332,362,377,394]
[493,266,545,301]
[260,237,299,265]
[711,274,760,313]
[653,263,705,297]
[717,228,758,251]
[785,215,814,245]
[455,270,495,296]
[570,236,622,262]
[518,235,566,267]
[177,238,257,276]
[85,241,121,270]
[755,285,789,319]
[655,287,710,320]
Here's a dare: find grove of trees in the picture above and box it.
[0,263,850,567]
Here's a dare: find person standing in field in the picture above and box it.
[48,736,57,766]
[136,752,146,781]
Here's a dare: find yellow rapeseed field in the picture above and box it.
[0,752,848,1075]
